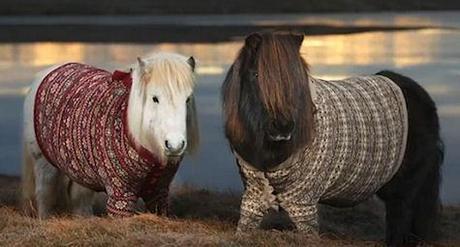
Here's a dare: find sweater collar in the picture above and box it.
[112,69,133,88]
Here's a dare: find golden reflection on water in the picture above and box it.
[0,30,445,71]
[0,29,455,102]
[303,30,440,67]
[21,43,85,66]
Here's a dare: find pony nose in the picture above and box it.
[274,119,295,134]
[269,119,295,141]
[165,140,186,155]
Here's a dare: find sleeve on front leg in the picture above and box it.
[237,191,268,231]
[236,158,276,231]
[106,190,138,217]
[141,162,180,216]
[282,200,319,233]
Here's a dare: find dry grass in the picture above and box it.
[0,175,459,246]
[0,207,380,247]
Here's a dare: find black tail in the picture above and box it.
[377,70,444,244]
[412,139,444,241]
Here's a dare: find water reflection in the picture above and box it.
[0,28,459,203]
[0,30,452,84]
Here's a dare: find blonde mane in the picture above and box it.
[127,52,198,163]
[138,53,196,97]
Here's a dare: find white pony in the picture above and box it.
[21,52,199,218]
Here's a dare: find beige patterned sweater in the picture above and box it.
[236,75,408,232]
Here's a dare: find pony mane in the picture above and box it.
[139,52,196,98]
[257,33,310,119]
[222,32,315,169]
[128,52,199,162]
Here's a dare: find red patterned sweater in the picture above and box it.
[34,63,178,216]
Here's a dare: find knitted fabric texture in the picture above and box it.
[236,75,408,232]
[34,63,178,217]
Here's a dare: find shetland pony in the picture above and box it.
[222,32,443,246]
[22,52,199,218]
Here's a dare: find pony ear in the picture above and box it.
[137,57,146,71]
[291,33,304,48]
[187,56,196,72]
[245,33,262,50]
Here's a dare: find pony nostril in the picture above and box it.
[273,120,295,133]
[282,120,295,132]
[165,140,172,150]
[165,140,186,154]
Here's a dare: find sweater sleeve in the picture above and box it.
[104,177,138,217]
[236,158,277,231]
[140,162,180,216]
[106,191,138,217]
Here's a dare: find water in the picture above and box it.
[1,14,459,204]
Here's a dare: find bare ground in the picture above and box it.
[0,175,459,246]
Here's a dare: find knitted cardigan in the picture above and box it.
[34,63,178,217]
[236,75,408,232]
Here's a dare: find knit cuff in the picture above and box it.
[106,195,138,217]
[237,210,264,232]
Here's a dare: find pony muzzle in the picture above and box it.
[269,133,292,142]
[165,139,186,156]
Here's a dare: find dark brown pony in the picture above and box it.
[222,31,443,246]
[222,32,315,169]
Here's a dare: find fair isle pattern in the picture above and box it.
[34,63,176,217]
[236,75,408,232]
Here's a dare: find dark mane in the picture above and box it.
[221,31,315,170]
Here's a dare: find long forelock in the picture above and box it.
[141,54,195,100]
[222,33,315,168]
[257,35,309,119]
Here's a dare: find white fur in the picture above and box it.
[128,53,195,161]
[22,53,195,219]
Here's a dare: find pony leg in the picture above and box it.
[236,159,272,231]
[377,132,442,246]
[105,186,138,217]
[68,180,95,216]
[237,185,273,231]
[411,154,442,242]
[381,198,415,245]
[34,157,63,219]
[142,188,169,216]
[21,141,37,216]
[237,196,269,232]
[377,70,443,246]
[141,161,180,216]
[282,202,319,234]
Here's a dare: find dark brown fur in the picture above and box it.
[222,32,443,246]
[221,32,315,170]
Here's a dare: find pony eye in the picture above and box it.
[152,96,159,104]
